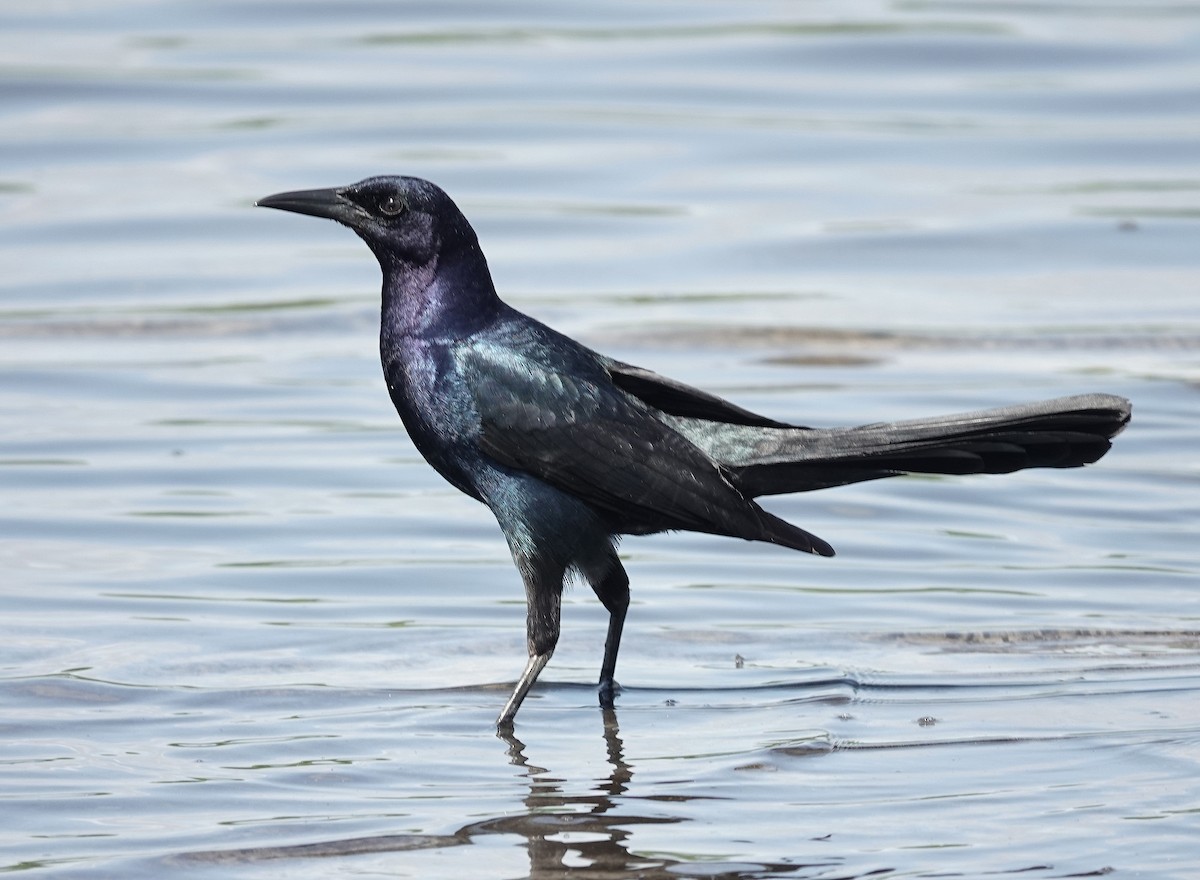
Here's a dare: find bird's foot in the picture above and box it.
[597,677,621,708]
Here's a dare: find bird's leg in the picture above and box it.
[497,558,563,728]
[589,560,630,707]
[497,652,551,727]
[598,606,626,706]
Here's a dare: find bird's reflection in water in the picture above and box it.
[492,706,674,877]
[173,707,844,878]
[499,705,632,808]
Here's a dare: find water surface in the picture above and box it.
[2,1,1199,878]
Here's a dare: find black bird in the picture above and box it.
[257,176,1131,726]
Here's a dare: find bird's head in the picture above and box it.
[257,175,478,271]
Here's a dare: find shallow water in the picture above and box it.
[3,1,1200,878]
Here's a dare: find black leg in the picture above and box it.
[498,556,564,727]
[588,559,630,707]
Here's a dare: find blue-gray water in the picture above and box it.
[3,2,1199,878]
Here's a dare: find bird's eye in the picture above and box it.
[379,195,407,217]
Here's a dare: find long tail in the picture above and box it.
[728,393,1131,497]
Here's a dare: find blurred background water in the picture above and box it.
[2,1,1199,878]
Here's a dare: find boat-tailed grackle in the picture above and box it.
[258,176,1131,727]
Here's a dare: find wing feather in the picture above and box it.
[463,347,763,538]
[604,359,800,428]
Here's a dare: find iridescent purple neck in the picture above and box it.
[379,242,502,344]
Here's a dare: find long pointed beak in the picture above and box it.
[256,187,360,224]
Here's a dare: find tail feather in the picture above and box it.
[755,507,836,557]
[728,393,1130,497]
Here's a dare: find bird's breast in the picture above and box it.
[380,337,486,498]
